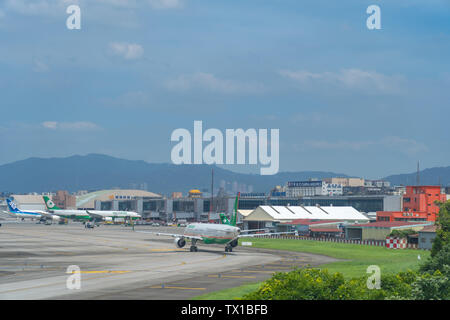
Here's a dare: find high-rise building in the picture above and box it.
[52,190,76,209]
[324,177,365,187]
[377,185,446,222]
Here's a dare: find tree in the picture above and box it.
[431,200,450,257]
[421,200,450,273]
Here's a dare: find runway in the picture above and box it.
[0,223,337,299]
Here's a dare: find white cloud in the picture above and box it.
[32,59,49,73]
[148,0,183,9]
[4,0,181,16]
[381,136,428,155]
[165,72,264,94]
[102,91,150,108]
[4,0,78,16]
[280,68,404,94]
[301,136,428,156]
[42,121,100,131]
[108,42,144,60]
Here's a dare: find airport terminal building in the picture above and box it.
[94,191,401,223]
[6,189,402,224]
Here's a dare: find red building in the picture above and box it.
[377,186,446,222]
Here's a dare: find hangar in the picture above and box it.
[345,221,433,241]
[76,189,162,210]
[243,205,369,229]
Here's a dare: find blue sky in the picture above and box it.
[0,0,449,179]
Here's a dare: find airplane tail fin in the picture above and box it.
[230,192,240,227]
[219,213,230,225]
[6,198,20,213]
[43,196,60,210]
[219,193,239,226]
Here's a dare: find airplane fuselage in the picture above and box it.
[48,209,140,221]
[183,223,240,245]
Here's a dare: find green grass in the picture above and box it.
[192,282,262,300]
[193,238,430,300]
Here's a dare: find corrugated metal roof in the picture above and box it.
[237,210,253,217]
[348,221,431,228]
[256,205,369,221]
[282,219,341,225]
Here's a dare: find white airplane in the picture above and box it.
[135,193,294,252]
[43,196,141,226]
[5,198,61,223]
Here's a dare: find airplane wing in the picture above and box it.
[238,231,296,238]
[37,211,53,218]
[135,230,203,241]
[86,211,105,220]
[240,228,270,233]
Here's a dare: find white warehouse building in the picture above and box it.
[243,205,368,229]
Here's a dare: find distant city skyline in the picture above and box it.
[1,1,449,179]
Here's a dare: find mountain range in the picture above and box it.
[0,154,448,195]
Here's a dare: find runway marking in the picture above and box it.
[236,270,277,274]
[69,270,131,274]
[0,272,129,295]
[148,285,206,290]
[208,275,256,279]
[0,246,228,296]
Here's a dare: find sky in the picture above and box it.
[0,0,449,179]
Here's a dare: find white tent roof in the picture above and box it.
[245,205,369,222]
[237,209,253,217]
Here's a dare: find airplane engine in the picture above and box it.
[51,215,61,221]
[103,217,113,222]
[229,239,238,247]
[175,237,186,248]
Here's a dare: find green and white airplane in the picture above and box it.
[43,196,141,226]
[136,193,293,252]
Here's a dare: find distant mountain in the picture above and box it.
[384,166,450,187]
[0,154,349,195]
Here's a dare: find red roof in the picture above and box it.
[310,228,342,233]
[420,225,437,233]
[349,221,430,228]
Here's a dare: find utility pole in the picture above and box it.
[416,161,420,186]
[209,168,214,222]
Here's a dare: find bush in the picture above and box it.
[412,268,450,300]
[242,267,449,300]
[243,268,349,300]
[420,242,450,273]
[389,229,416,239]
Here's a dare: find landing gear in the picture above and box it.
[190,239,198,252]
[225,245,233,253]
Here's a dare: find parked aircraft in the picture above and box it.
[43,196,141,226]
[136,193,293,252]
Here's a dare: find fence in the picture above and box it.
[257,234,419,249]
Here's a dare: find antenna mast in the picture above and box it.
[209,168,214,222]
[416,161,420,186]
